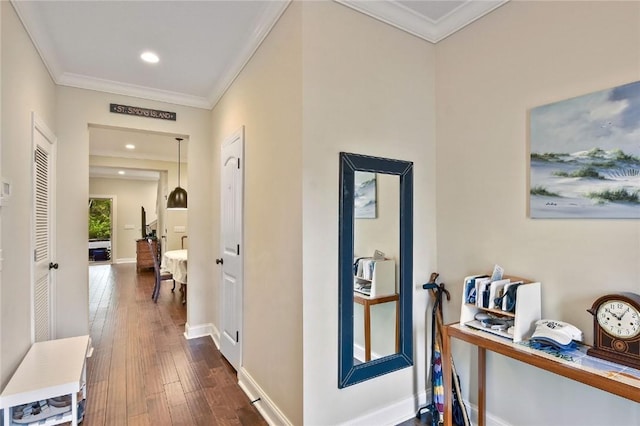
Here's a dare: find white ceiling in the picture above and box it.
[88,125,186,180]
[89,166,161,182]
[13,0,507,111]
[14,0,507,177]
[12,0,290,109]
[89,125,187,163]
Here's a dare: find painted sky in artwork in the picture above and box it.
[531,80,640,157]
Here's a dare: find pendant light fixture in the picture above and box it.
[167,137,187,210]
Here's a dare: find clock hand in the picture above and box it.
[605,308,618,320]
[605,308,623,321]
[619,307,630,319]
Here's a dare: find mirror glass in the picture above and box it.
[353,172,399,360]
[338,152,413,388]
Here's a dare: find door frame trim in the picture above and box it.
[88,195,117,262]
[31,112,57,342]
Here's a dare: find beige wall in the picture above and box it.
[56,87,211,340]
[5,1,638,424]
[436,1,640,424]
[89,177,158,261]
[210,2,303,424]
[302,2,436,424]
[0,1,57,387]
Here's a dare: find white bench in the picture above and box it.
[0,335,90,426]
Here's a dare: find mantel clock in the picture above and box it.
[587,292,640,369]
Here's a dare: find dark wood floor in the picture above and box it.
[396,416,430,425]
[83,263,266,425]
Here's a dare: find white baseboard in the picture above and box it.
[238,367,293,426]
[354,390,511,426]
[467,401,511,426]
[114,258,135,264]
[354,343,365,362]
[183,322,219,347]
[353,343,384,362]
[182,329,510,426]
[341,389,428,426]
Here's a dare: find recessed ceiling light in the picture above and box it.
[140,51,159,64]
[118,170,126,175]
[125,144,135,150]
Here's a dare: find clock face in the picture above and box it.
[596,300,640,339]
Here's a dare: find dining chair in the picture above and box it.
[148,239,175,302]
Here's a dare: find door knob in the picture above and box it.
[215,258,223,265]
[49,262,59,270]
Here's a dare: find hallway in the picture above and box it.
[84,263,266,425]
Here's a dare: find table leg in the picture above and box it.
[478,346,486,426]
[72,390,78,426]
[442,325,452,426]
[395,299,400,353]
[364,303,371,362]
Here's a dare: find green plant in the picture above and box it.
[587,188,639,203]
[530,152,565,162]
[586,147,606,158]
[553,166,603,179]
[89,199,111,239]
[530,186,560,197]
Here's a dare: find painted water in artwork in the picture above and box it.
[530,80,640,218]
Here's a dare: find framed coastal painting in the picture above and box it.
[354,171,376,219]
[530,80,640,219]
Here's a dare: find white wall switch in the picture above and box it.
[124,224,135,230]
[174,225,186,233]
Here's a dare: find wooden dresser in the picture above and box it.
[136,238,157,272]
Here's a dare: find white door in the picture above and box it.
[219,127,244,370]
[32,113,57,342]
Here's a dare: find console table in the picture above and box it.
[353,293,399,362]
[442,323,640,426]
[0,335,90,426]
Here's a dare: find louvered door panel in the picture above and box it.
[34,274,50,342]
[32,129,53,342]
[34,147,49,263]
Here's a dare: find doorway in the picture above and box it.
[88,125,188,257]
[87,125,189,326]
[88,197,113,263]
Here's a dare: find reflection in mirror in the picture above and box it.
[338,152,413,388]
[353,173,399,361]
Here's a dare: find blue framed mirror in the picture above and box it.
[338,152,413,388]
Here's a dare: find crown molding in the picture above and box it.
[207,0,291,108]
[12,0,290,110]
[13,0,504,109]
[335,0,508,43]
[58,73,212,109]
[11,0,63,81]
[12,0,211,109]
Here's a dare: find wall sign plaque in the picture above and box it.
[109,103,176,121]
